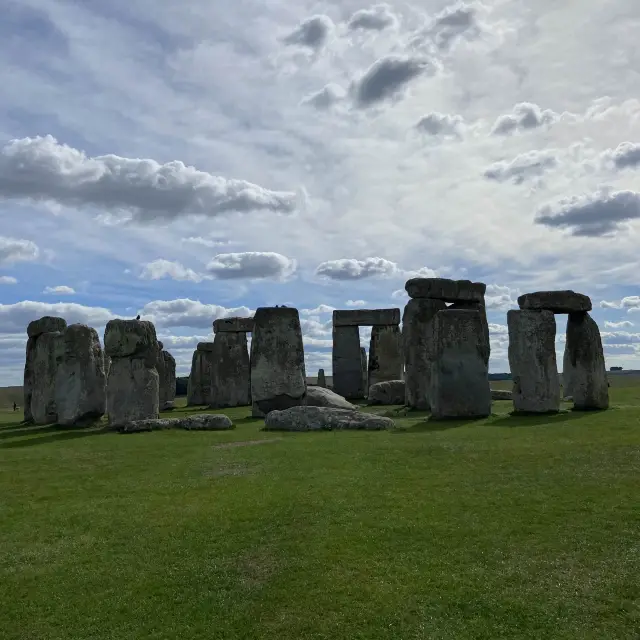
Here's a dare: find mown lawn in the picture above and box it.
[1,386,639,639]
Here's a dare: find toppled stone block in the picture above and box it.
[517,290,592,314]
[368,380,405,405]
[305,386,355,410]
[119,413,233,433]
[333,308,400,327]
[264,406,394,431]
[213,317,254,333]
[405,278,486,303]
[491,389,513,401]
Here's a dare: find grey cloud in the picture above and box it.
[0,301,114,334]
[140,299,253,329]
[491,103,560,136]
[139,259,205,283]
[206,252,296,280]
[352,55,433,108]
[416,112,464,138]
[0,236,39,265]
[605,320,634,329]
[484,150,559,184]
[0,136,297,223]
[430,2,479,50]
[535,189,640,237]
[316,257,400,280]
[603,142,640,170]
[600,296,640,310]
[301,83,346,110]
[601,331,640,345]
[348,4,398,31]
[485,284,518,310]
[283,15,334,50]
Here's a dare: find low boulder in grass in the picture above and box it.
[491,389,512,401]
[120,413,233,433]
[305,386,356,410]
[368,380,405,405]
[264,406,394,431]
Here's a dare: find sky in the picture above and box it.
[1,0,640,386]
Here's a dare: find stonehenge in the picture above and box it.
[317,368,327,388]
[187,342,215,406]
[209,327,251,409]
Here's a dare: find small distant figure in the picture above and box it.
[12,402,17,412]
[136,314,141,320]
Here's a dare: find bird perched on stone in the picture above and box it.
[136,314,140,320]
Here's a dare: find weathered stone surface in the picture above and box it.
[104,354,111,379]
[405,278,486,303]
[333,308,400,327]
[163,401,175,411]
[368,380,405,405]
[210,332,251,408]
[448,302,490,352]
[30,330,65,425]
[430,309,491,419]
[55,324,106,426]
[196,341,216,353]
[507,310,560,413]
[264,406,394,431]
[491,389,513,401]
[104,319,158,361]
[565,312,609,410]
[23,336,36,423]
[317,369,327,387]
[368,324,403,389]
[213,316,254,333]
[187,348,215,406]
[120,413,233,433]
[332,326,365,399]
[106,357,159,428]
[158,341,164,350]
[517,290,592,314]
[402,298,447,410]
[305,386,356,410]
[27,316,67,339]
[160,350,176,408]
[361,347,368,393]
[562,345,574,399]
[250,307,306,417]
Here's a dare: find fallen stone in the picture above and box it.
[107,357,159,428]
[213,316,254,333]
[210,332,251,408]
[402,298,446,410]
[264,406,394,431]
[250,306,306,417]
[565,312,609,410]
[368,324,403,389]
[162,401,175,411]
[27,316,67,339]
[332,325,365,399]
[405,278,486,303]
[517,290,592,314]
[119,413,233,433]
[30,330,65,425]
[305,386,356,409]
[368,380,406,405]
[333,308,401,327]
[430,309,491,419]
[317,368,327,388]
[491,389,513,401]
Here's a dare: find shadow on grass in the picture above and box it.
[489,408,607,428]
[395,419,472,433]
[233,416,265,426]
[0,425,109,449]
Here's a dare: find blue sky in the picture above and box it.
[1,0,640,385]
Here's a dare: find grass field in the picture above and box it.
[1,382,639,639]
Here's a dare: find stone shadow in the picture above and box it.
[489,409,604,428]
[0,425,109,449]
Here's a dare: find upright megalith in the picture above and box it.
[104,319,160,428]
[332,325,365,399]
[250,306,306,417]
[55,324,107,425]
[565,312,609,410]
[25,316,68,425]
[402,298,446,410]
[507,310,560,413]
[317,369,327,388]
[159,350,176,409]
[213,317,254,333]
[368,325,403,389]
[360,347,368,393]
[430,309,491,419]
[210,332,251,408]
[187,342,215,406]
[562,345,573,399]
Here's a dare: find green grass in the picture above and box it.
[1,387,640,639]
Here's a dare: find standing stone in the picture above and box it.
[402,298,446,410]
[448,301,489,353]
[105,319,159,428]
[250,307,306,417]
[187,343,215,406]
[317,369,327,388]
[332,325,365,399]
[507,310,560,413]
[562,345,573,399]
[30,330,65,425]
[55,324,107,426]
[368,325,403,390]
[360,347,368,393]
[430,309,491,419]
[565,312,609,410]
[104,354,111,379]
[161,351,176,408]
[210,332,251,408]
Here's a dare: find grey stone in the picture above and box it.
[104,354,111,379]
[264,406,394,431]
[562,346,573,397]
[507,310,560,413]
[196,341,216,353]
[104,319,158,362]
[55,324,106,426]
[333,308,401,327]
[565,312,609,410]
[402,298,446,410]
[361,347,368,393]
[27,316,67,339]
[430,309,491,419]
[158,341,164,350]
[119,413,233,433]
[491,389,513,401]
[213,316,254,333]
[23,336,36,423]
[368,380,405,405]
[368,324,403,389]
[106,357,159,428]
[160,350,176,407]
[448,301,490,352]
[517,290,592,314]
[405,278,486,303]
[210,332,251,408]
[332,325,365,399]
[162,401,175,411]
[317,368,327,388]
[187,347,215,406]
[305,386,356,409]
[30,330,65,425]
[250,307,306,417]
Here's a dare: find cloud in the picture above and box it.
[0,276,17,285]
[206,252,296,280]
[352,55,434,108]
[43,285,76,295]
[300,304,336,316]
[0,236,40,265]
[605,320,634,329]
[181,236,233,248]
[315,257,400,280]
[428,1,482,50]
[490,103,561,136]
[602,142,640,170]
[485,284,518,310]
[139,259,205,283]
[600,296,640,311]
[346,299,367,307]
[415,112,465,138]
[535,189,640,237]
[391,289,408,300]
[347,4,398,31]
[0,136,298,223]
[301,83,346,110]
[283,15,334,50]
[484,150,559,184]
[139,299,252,329]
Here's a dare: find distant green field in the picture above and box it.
[1,386,639,639]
